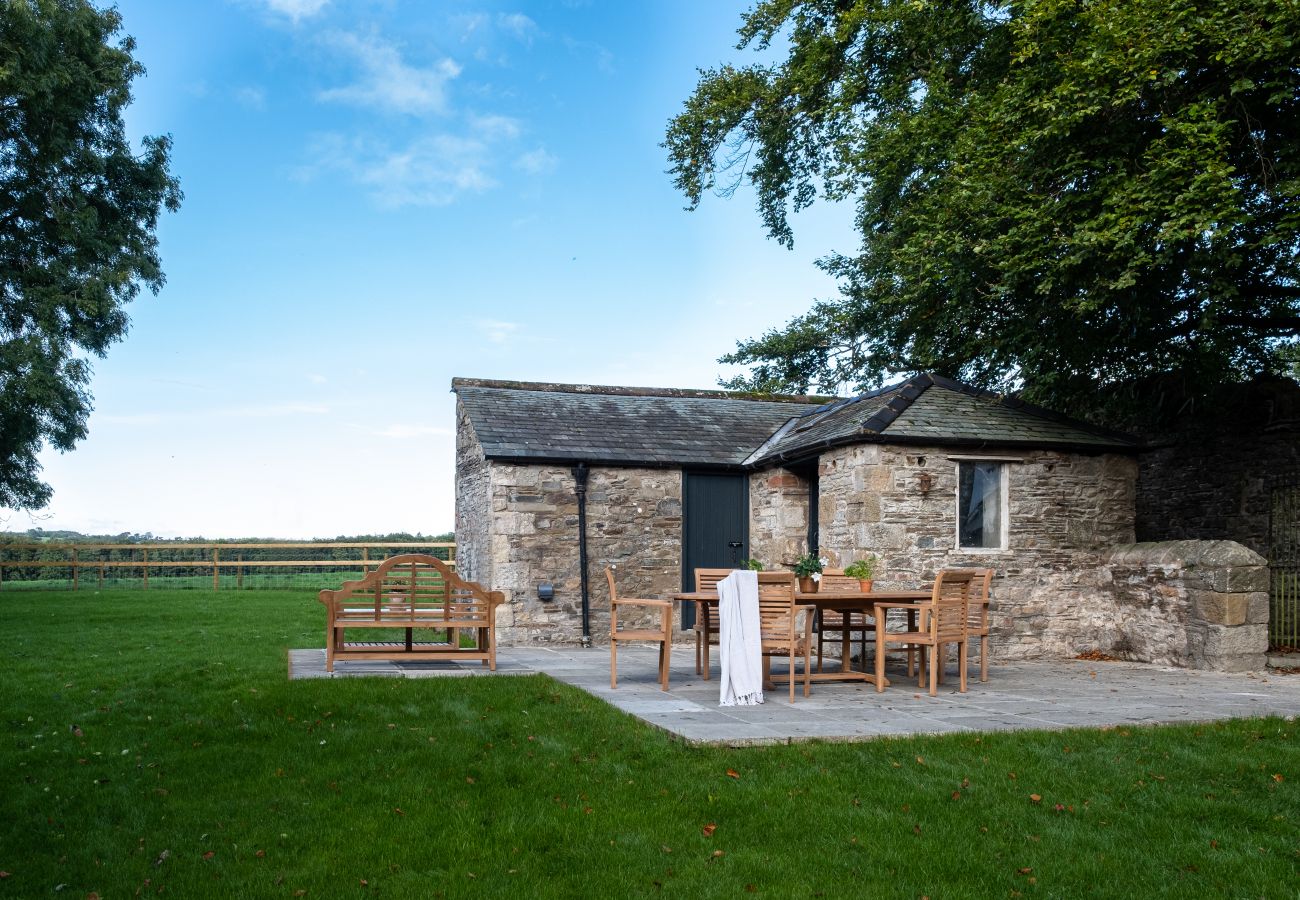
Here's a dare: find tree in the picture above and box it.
[665,0,1300,414]
[0,0,180,508]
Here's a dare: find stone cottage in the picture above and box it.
[453,374,1269,669]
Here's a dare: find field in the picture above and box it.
[1,590,1297,898]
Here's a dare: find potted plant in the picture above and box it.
[844,555,878,592]
[792,553,826,593]
[744,558,764,571]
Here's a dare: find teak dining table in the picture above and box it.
[671,588,932,688]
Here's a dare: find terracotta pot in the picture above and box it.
[858,579,874,593]
[797,576,817,593]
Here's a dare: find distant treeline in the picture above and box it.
[0,531,457,585]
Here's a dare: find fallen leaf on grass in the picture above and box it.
[153,850,170,867]
[0,872,9,879]
[913,825,922,836]
[702,823,716,837]
[1017,868,1033,875]
[726,769,740,780]
[952,791,961,800]
[711,850,724,858]
[1029,794,1042,804]
[202,851,215,860]
[1273,774,1284,783]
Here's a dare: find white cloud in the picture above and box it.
[497,13,540,44]
[301,132,496,208]
[318,32,461,116]
[261,0,329,23]
[476,319,521,344]
[308,373,327,384]
[470,114,522,141]
[514,147,557,175]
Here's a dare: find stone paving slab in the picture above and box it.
[288,646,1300,746]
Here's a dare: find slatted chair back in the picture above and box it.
[694,567,734,593]
[927,569,975,643]
[330,554,492,625]
[964,568,994,633]
[756,571,797,635]
[818,569,861,594]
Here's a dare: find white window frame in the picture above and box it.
[949,456,1018,552]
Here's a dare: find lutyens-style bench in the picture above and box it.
[318,554,503,672]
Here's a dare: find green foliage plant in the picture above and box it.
[844,556,878,581]
[744,557,765,571]
[792,553,825,578]
[665,0,1300,415]
[0,0,182,509]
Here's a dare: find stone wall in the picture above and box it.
[816,443,1139,660]
[749,469,809,569]
[1099,541,1269,671]
[453,400,492,588]
[484,462,683,644]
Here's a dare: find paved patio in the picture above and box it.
[289,646,1300,746]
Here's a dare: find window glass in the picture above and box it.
[958,461,1003,549]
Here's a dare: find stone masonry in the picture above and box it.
[816,443,1139,661]
[455,399,684,644]
[748,470,810,569]
[1100,541,1269,671]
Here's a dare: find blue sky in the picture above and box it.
[3,0,855,539]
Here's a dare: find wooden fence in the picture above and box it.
[0,541,456,591]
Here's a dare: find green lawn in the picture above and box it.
[1,591,1297,898]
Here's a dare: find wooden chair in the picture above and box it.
[757,571,814,702]
[605,566,673,691]
[815,570,872,672]
[966,568,994,682]
[692,567,732,679]
[874,570,975,697]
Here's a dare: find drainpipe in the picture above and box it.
[572,462,592,647]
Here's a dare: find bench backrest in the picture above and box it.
[318,554,502,623]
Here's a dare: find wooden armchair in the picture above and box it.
[874,570,975,697]
[967,568,994,682]
[606,566,673,691]
[692,567,732,679]
[815,570,872,672]
[757,571,814,702]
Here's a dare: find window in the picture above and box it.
[957,460,1006,550]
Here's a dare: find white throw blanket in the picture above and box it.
[718,570,764,706]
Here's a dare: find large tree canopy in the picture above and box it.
[666,0,1300,413]
[0,0,180,509]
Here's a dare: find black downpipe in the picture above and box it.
[573,462,592,647]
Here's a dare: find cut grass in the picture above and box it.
[1,591,1297,898]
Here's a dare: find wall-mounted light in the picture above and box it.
[537,582,555,602]
[917,472,934,494]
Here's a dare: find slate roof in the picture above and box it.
[453,379,822,467]
[746,374,1139,466]
[453,374,1139,469]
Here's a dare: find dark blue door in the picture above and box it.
[680,471,749,629]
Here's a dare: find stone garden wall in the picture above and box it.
[1098,541,1269,671]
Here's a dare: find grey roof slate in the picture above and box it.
[749,374,1138,464]
[453,379,821,467]
[453,374,1139,469]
